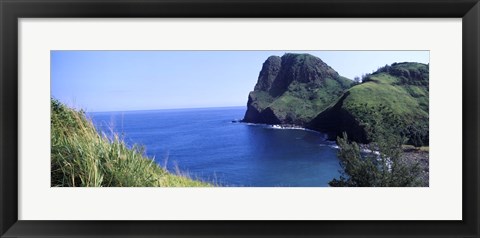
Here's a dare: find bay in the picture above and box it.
[89,107,341,187]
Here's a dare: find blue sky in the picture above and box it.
[51,51,429,112]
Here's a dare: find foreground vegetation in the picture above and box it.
[329,106,425,187]
[51,99,211,187]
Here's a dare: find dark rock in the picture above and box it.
[242,53,353,126]
[306,92,369,142]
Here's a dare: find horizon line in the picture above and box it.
[87,105,246,114]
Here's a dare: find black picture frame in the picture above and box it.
[1,0,479,237]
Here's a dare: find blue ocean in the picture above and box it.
[89,107,341,187]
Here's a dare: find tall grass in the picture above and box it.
[51,98,211,187]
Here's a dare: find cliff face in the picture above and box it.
[242,53,353,125]
[307,62,429,146]
[242,55,429,146]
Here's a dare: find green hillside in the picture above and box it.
[308,62,429,146]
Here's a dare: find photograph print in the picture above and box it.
[51,50,429,187]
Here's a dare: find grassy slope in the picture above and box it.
[269,78,350,123]
[266,76,353,124]
[309,62,429,146]
[344,73,428,119]
[345,63,429,138]
[51,99,211,187]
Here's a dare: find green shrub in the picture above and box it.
[329,105,423,187]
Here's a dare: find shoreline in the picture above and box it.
[236,120,429,186]
[233,120,328,136]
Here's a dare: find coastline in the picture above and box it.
[234,120,328,136]
[236,120,429,186]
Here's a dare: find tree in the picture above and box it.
[329,105,422,187]
[361,73,372,82]
[353,76,361,84]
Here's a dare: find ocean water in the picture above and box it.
[89,107,341,187]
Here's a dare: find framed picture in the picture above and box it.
[1,0,479,237]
